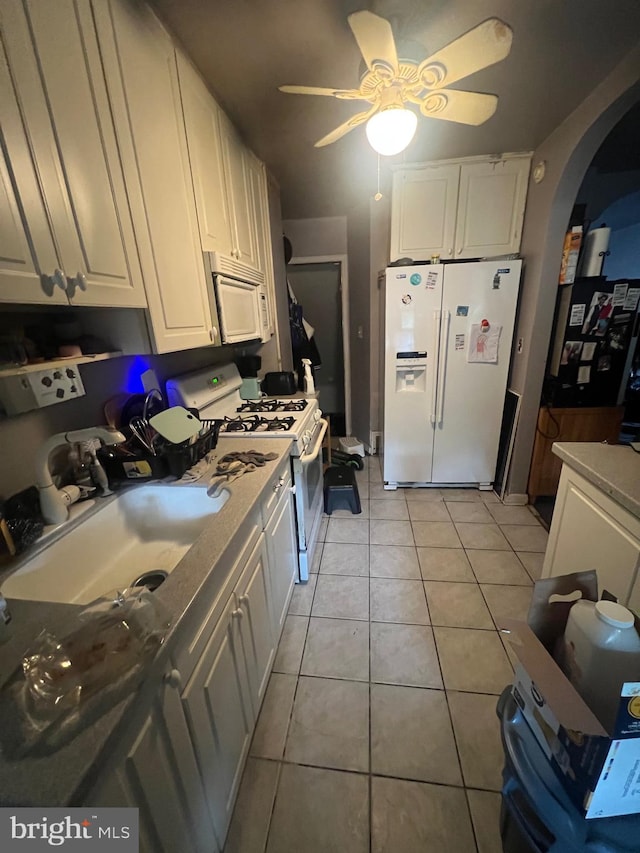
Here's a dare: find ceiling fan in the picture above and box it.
[279,11,513,154]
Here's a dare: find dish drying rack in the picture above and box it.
[161,419,221,478]
[102,419,222,481]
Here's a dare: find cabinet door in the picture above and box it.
[176,52,234,256]
[543,466,640,605]
[390,165,460,262]
[181,593,253,848]
[94,0,215,351]
[88,682,218,853]
[265,485,298,641]
[1,0,146,308]
[235,535,275,715]
[0,33,65,304]
[454,158,530,259]
[219,113,258,268]
[246,153,275,339]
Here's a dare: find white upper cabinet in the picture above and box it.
[177,53,234,257]
[0,0,146,307]
[0,36,65,304]
[454,158,531,259]
[391,164,460,262]
[218,113,259,270]
[390,155,531,263]
[93,0,218,352]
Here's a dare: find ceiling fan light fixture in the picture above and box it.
[365,107,417,156]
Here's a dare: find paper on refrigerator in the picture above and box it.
[468,324,502,363]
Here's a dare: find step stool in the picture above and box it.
[323,465,362,515]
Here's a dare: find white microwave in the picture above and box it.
[205,252,269,345]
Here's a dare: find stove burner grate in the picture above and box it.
[236,398,308,414]
[221,415,295,433]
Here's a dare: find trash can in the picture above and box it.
[496,687,640,853]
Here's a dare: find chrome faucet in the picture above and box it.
[36,427,126,524]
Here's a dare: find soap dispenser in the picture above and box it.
[302,358,316,396]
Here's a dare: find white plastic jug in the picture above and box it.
[556,599,640,732]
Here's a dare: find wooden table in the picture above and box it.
[527,406,624,500]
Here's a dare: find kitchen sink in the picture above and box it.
[3,484,230,605]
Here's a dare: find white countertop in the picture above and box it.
[552,442,640,518]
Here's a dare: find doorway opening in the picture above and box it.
[287,258,351,437]
[528,99,640,521]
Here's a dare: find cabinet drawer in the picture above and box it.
[261,460,291,527]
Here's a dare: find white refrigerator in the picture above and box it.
[383,260,522,487]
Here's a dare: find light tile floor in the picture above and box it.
[224,455,548,853]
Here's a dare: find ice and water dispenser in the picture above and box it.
[394,352,428,392]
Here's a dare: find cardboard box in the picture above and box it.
[502,570,640,819]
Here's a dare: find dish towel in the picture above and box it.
[210,450,279,484]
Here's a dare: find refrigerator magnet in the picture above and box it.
[455,334,465,351]
[401,294,412,305]
[456,306,469,316]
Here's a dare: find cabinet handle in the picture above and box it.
[163,668,182,688]
[232,607,244,620]
[273,475,285,494]
[209,327,218,343]
[51,268,68,291]
[239,593,250,606]
[447,248,453,256]
[457,247,463,254]
[74,271,88,291]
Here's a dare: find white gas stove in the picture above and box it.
[165,364,327,581]
[165,364,322,456]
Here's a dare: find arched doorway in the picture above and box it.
[504,53,640,501]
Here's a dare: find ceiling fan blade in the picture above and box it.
[417,18,512,88]
[279,85,366,101]
[419,89,498,125]
[314,106,378,147]
[348,11,398,75]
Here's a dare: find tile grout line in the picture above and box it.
[260,537,324,852]
[267,485,540,849]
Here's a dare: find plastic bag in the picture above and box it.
[22,588,169,723]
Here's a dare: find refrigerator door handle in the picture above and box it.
[430,310,442,424]
[436,310,450,425]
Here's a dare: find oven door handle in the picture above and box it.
[298,418,328,464]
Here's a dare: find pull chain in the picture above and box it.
[374,153,382,201]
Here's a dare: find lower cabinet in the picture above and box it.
[265,480,298,639]
[88,679,218,853]
[181,535,274,846]
[85,473,298,849]
[542,463,640,607]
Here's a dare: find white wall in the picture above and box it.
[507,42,640,497]
[369,196,391,440]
